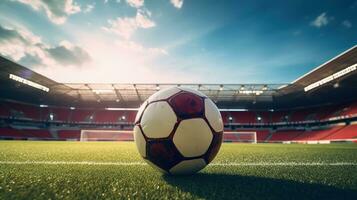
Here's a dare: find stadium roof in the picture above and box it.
[1,45,357,109]
[59,83,284,104]
[279,45,357,95]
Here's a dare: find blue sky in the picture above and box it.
[0,0,356,83]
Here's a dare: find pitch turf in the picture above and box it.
[0,141,357,199]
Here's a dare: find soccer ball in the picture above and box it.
[133,87,223,175]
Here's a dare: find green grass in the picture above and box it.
[0,141,357,199]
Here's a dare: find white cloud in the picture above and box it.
[310,12,330,28]
[0,24,90,67]
[102,10,155,39]
[170,0,183,9]
[83,3,95,13]
[102,17,137,39]
[342,20,352,28]
[126,0,144,8]
[0,22,173,83]
[15,0,81,24]
[0,24,45,62]
[115,40,168,56]
[135,11,155,28]
[46,40,91,66]
[32,32,176,83]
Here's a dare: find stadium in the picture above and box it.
[1,0,357,199]
[1,46,357,143]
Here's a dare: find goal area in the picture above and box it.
[224,131,257,143]
[80,130,133,141]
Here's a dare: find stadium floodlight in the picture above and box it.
[9,74,49,92]
[262,85,268,90]
[333,82,339,88]
[92,89,114,94]
[304,63,357,92]
[239,90,263,95]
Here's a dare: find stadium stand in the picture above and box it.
[0,128,52,140]
[229,111,257,123]
[71,109,94,122]
[0,103,10,117]
[57,130,81,140]
[256,111,271,123]
[0,128,25,138]
[269,130,304,142]
[0,100,355,124]
[42,107,72,122]
[271,111,289,123]
[94,110,122,123]
[292,126,344,141]
[342,102,357,116]
[7,102,41,120]
[323,124,357,140]
[1,102,357,142]
[1,100,357,125]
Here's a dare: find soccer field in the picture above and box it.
[0,141,357,199]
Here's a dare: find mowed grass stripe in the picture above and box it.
[1,160,357,166]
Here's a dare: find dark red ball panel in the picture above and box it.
[147,139,183,171]
[168,92,204,119]
[204,132,223,164]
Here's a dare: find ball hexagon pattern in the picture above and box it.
[173,118,213,157]
[140,101,177,138]
[169,158,207,175]
[133,87,223,175]
[133,125,146,157]
[204,99,224,132]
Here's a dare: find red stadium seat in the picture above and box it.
[269,130,304,141]
[57,130,81,140]
[323,124,357,140]
[293,126,344,141]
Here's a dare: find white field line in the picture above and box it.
[0,161,356,166]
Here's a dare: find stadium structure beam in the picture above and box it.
[76,91,82,101]
[233,89,240,101]
[85,84,102,102]
[112,84,125,103]
[213,87,222,103]
[133,84,142,102]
